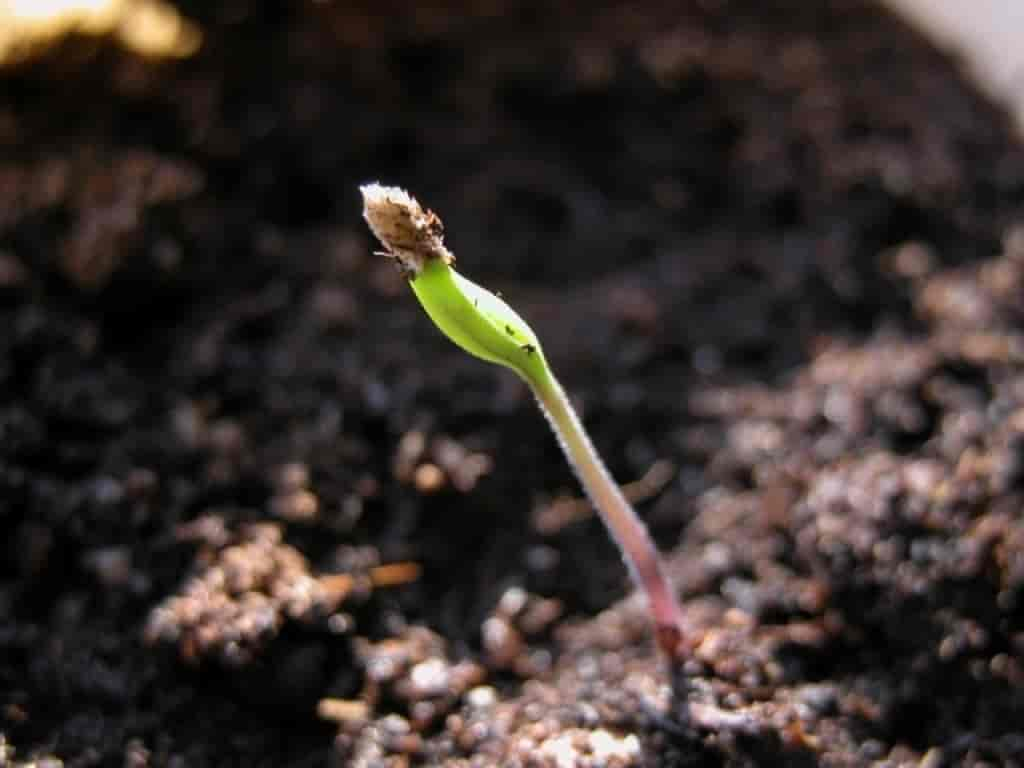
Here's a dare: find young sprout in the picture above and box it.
[360,183,686,659]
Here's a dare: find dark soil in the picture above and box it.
[2,1,1024,765]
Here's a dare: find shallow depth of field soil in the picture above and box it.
[2,1,1024,766]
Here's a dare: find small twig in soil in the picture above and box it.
[533,458,677,535]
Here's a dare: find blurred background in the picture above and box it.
[1,1,1023,766]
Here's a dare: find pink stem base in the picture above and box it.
[532,371,686,658]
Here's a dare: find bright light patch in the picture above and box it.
[0,0,201,64]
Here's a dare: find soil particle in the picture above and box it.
[145,522,348,665]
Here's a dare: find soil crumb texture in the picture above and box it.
[2,1,1024,766]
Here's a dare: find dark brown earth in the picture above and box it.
[2,1,1024,766]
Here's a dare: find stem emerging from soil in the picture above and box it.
[360,183,686,659]
[530,367,686,657]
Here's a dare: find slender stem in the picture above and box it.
[530,367,685,657]
[359,185,686,660]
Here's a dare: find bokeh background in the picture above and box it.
[2,1,1023,765]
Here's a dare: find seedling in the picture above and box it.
[360,184,686,659]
